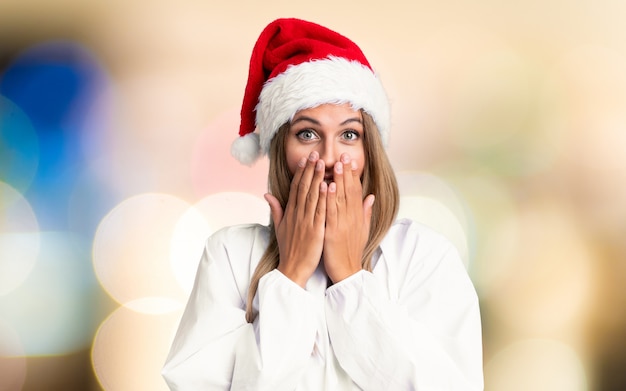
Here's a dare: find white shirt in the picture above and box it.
[162,218,484,390]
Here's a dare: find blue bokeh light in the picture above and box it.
[0,40,115,357]
[0,95,39,195]
[0,40,111,232]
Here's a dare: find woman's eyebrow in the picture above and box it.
[291,116,320,125]
[291,116,362,126]
[340,117,362,126]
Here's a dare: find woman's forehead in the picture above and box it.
[291,103,362,123]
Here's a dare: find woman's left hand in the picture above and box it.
[323,153,375,283]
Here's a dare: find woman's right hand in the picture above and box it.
[265,151,327,288]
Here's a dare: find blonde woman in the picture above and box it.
[163,18,484,391]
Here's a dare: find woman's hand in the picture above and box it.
[265,151,327,288]
[323,153,375,283]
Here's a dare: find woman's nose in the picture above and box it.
[319,142,336,167]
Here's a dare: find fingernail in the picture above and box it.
[341,154,350,164]
[309,151,318,161]
[298,157,306,167]
[329,182,336,193]
[335,162,343,174]
[316,160,323,170]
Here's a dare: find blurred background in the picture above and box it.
[1,0,625,390]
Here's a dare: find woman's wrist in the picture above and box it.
[277,263,311,288]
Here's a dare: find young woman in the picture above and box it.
[163,18,484,390]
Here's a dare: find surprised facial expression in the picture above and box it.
[285,103,366,183]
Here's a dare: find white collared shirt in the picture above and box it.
[162,218,484,390]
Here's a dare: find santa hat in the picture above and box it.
[231,18,391,165]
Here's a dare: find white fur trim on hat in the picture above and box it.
[255,56,390,156]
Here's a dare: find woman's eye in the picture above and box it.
[297,130,316,140]
[342,130,359,141]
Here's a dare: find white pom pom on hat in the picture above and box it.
[230,132,261,166]
[232,18,391,166]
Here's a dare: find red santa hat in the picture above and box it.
[231,18,391,165]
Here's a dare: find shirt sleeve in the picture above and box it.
[324,223,484,391]
[162,226,319,391]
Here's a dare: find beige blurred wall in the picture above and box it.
[1,0,626,390]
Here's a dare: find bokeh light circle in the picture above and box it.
[169,191,269,294]
[93,193,192,309]
[441,174,517,290]
[396,172,470,267]
[0,181,39,232]
[190,108,269,197]
[123,297,182,315]
[398,196,469,268]
[2,232,97,355]
[0,181,40,296]
[482,199,594,334]
[92,301,179,391]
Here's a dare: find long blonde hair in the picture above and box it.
[245,111,399,322]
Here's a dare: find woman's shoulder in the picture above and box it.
[380,218,458,262]
[209,223,270,238]
[378,218,465,277]
[205,223,271,253]
[385,218,452,246]
[202,224,271,285]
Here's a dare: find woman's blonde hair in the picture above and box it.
[245,111,399,322]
